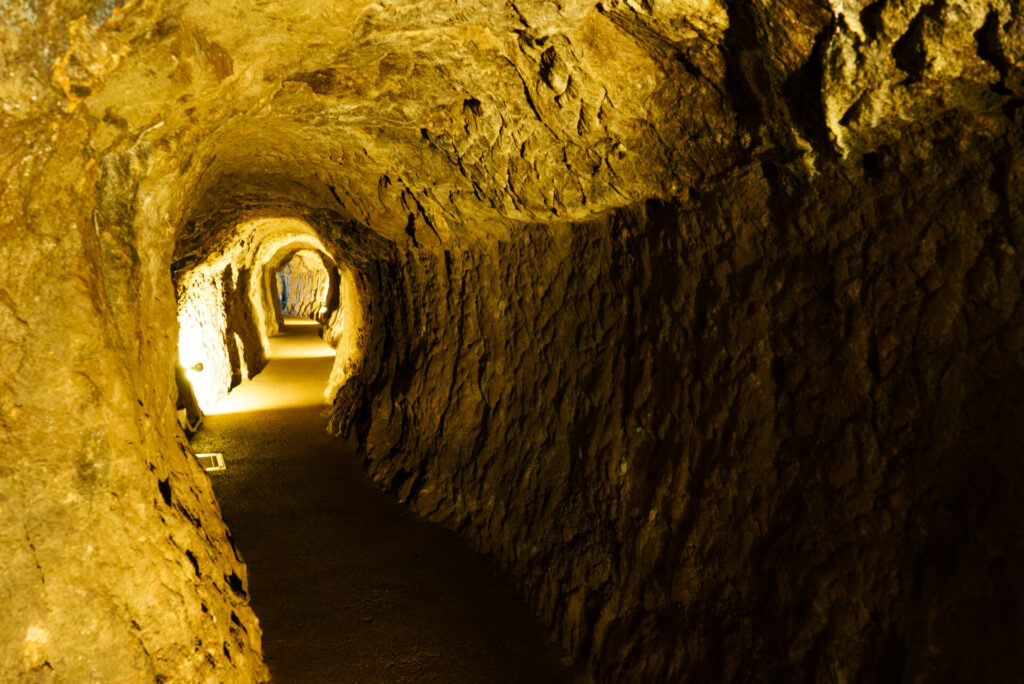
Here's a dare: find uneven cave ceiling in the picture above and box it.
[3,0,1024,681]
[5,0,1022,258]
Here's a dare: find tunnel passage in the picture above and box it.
[174,217,368,411]
[3,1,1024,683]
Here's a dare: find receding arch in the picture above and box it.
[174,216,367,412]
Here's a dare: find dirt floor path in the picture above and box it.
[190,318,574,683]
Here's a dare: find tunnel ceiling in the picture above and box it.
[7,0,1022,253]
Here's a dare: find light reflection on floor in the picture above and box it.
[203,317,336,416]
[268,318,337,360]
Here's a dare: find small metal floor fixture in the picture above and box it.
[195,452,226,472]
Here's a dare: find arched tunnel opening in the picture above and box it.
[172,217,366,420]
[170,209,570,681]
[4,1,1024,682]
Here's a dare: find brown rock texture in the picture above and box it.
[275,250,330,319]
[2,0,1022,681]
[337,141,1024,680]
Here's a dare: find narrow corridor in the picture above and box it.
[190,318,573,683]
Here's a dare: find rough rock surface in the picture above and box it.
[174,219,335,407]
[338,142,1024,680]
[2,0,1023,681]
[276,250,330,319]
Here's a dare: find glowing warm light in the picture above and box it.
[178,324,206,368]
[178,322,219,410]
[263,318,334,360]
[203,321,335,415]
[173,216,361,416]
[269,340,336,360]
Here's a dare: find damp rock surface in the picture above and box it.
[1,0,1023,682]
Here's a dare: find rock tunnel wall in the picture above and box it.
[323,264,367,401]
[332,133,1024,682]
[177,262,267,406]
[275,250,330,319]
[3,0,1023,680]
[0,125,267,681]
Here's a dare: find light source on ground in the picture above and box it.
[178,322,217,410]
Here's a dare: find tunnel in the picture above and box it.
[2,0,1024,682]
